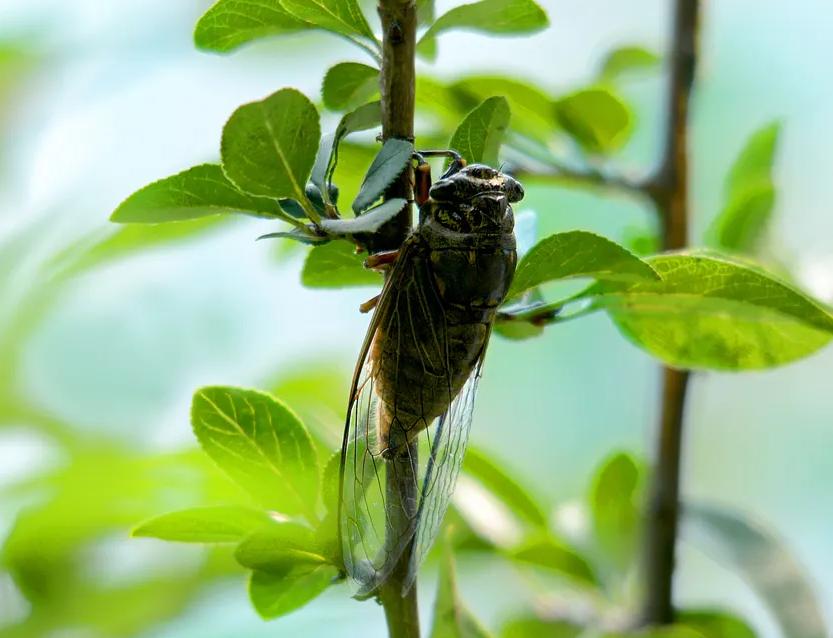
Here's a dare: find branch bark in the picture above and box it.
[375,2,420,637]
[640,0,700,625]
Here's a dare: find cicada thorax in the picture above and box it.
[370,164,522,456]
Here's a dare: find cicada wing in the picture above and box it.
[403,350,486,594]
[338,239,425,596]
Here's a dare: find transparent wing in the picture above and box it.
[404,353,485,593]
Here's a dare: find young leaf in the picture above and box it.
[685,503,827,638]
[320,198,407,235]
[599,46,661,81]
[509,231,659,298]
[501,617,584,638]
[677,610,756,638]
[598,253,833,369]
[132,506,272,543]
[449,96,510,166]
[191,387,320,517]
[280,0,375,42]
[194,0,308,53]
[352,138,414,213]
[451,76,555,141]
[510,536,598,586]
[249,564,337,619]
[430,543,494,638]
[709,122,781,253]
[589,452,644,570]
[110,164,285,223]
[463,447,547,528]
[418,0,548,61]
[221,88,320,201]
[322,62,380,111]
[302,240,381,288]
[235,522,326,572]
[554,87,633,154]
[417,0,436,24]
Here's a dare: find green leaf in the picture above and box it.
[463,447,547,528]
[451,76,555,140]
[302,240,381,288]
[554,87,633,154]
[589,452,644,570]
[191,387,320,517]
[320,198,407,235]
[710,184,776,253]
[725,122,780,196]
[449,96,510,166]
[430,543,494,638]
[677,609,757,638]
[599,46,661,80]
[235,522,326,572]
[418,0,548,61]
[501,617,584,638]
[194,0,308,52]
[352,138,414,213]
[110,164,285,223]
[510,536,598,586]
[709,122,780,253]
[280,0,375,41]
[221,88,320,201]
[249,564,337,619]
[132,506,272,543]
[322,62,379,111]
[685,503,827,638]
[417,0,436,24]
[599,253,833,370]
[509,231,659,298]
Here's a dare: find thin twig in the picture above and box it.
[375,2,420,637]
[640,0,700,626]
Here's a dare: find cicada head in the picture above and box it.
[429,164,524,204]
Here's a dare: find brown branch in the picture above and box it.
[375,2,420,638]
[640,0,700,626]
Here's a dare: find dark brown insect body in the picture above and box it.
[370,163,523,455]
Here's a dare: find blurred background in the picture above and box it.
[1,0,831,636]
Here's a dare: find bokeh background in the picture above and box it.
[1,0,831,636]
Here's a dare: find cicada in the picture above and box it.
[338,152,523,597]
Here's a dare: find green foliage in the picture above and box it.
[509,231,659,298]
[430,543,494,638]
[510,537,598,586]
[133,506,273,543]
[302,240,381,288]
[419,0,549,61]
[249,563,338,619]
[322,62,380,111]
[194,0,308,52]
[234,522,327,571]
[320,198,408,236]
[599,46,661,81]
[677,610,757,638]
[191,386,320,518]
[352,138,414,213]
[554,87,633,153]
[685,504,827,638]
[598,253,833,369]
[221,88,321,204]
[280,0,376,42]
[448,96,510,165]
[590,452,644,570]
[500,617,583,638]
[709,122,780,253]
[463,447,547,528]
[110,164,285,223]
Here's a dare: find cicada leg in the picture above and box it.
[364,249,400,271]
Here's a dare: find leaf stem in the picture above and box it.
[375,2,419,637]
[639,0,700,626]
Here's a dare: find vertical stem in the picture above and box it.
[641,0,700,625]
[376,2,420,637]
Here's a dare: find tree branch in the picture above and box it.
[375,2,420,638]
[640,0,700,626]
